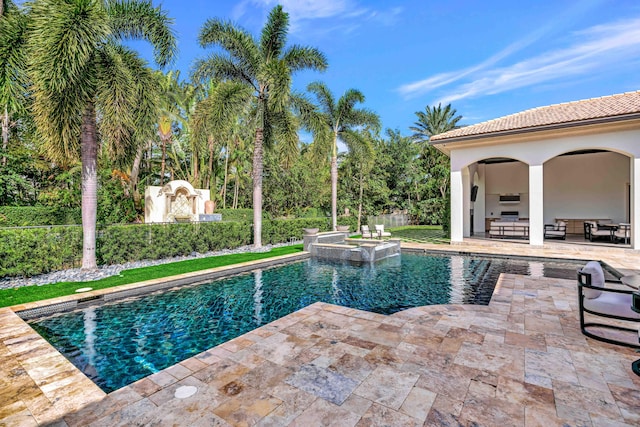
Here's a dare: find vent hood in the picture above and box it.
[499,194,520,204]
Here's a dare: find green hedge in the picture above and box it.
[0,217,345,278]
[0,206,81,227]
[0,226,83,276]
[213,208,255,222]
[97,222,252,265]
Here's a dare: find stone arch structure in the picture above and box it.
[144,180,211,223]
[162,180,199,222]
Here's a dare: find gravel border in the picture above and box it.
[0,241,301,291]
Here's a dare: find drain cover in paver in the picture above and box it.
[285,364,358,405]
[174,386,197,399]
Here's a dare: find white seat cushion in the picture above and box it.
[580,261,605,299]
[583,292,640,319]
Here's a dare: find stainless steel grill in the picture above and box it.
[500,211,519,222]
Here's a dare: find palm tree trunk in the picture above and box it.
[160,135,168,185]
[222,141,229,209]
[192,149,199,186]
[207,135,215,190]
[233,175,239,209]
[357,171,364,232]
[130,143,144,205]
[252,128,264,248]
[81,103,98,270]
[330,133,338,231]
[1,107,8,167]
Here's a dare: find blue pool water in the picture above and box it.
[29,252,588,392]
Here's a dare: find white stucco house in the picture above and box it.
[430,91,640,249]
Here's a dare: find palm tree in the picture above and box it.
[156,70,182,185]
[193,5,327,248]
[0,0,27,166]
[410,103,462,141]
[306,82,379,230]
[28,0,176,269]
[410,103,462,203]
[349,130,374,231]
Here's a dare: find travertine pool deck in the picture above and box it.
[1,241,640,426]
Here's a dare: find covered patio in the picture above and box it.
[431,91,640,250]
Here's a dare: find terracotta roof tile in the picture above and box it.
[430,91,640,142]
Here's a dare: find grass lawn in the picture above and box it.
[388,225,449,243]
[0,245,304,308]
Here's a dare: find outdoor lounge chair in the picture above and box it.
[584,221,612,242]
[361,225,373,239]
[577,261,640,348]
[544,221,566,240]
[612,223,631,244]
[374,224,391,239]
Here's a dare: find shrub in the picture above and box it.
[213,208,256,222]
[0,206,81,226]
[262,218,330,244]
[0,217,347,278]
[0,226,83,276]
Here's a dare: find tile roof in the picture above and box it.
[431,90,640,142]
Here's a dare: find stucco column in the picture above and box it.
[632,157,640,249]
[462,167,471,237]
[450,169,463,243]
[529,164,544,246]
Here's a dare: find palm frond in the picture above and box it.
[343,108,380,132]
[95,43,141,162]
[263,58,291,114]
[282,45,327,72]
[336,88,365,121]
[0,1,27,114]
[28,0,108,93]
[31,78,87,164]
[192,54,256,89]
[342,128,373,159]
[270,109,298,168]
[198,18,260,77]
[307,81,335,120]
[260,5,288,60]
[107,0,177,67]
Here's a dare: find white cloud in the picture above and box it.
[232,0,400,34]
[398,16,640,104]
[437,17,640,104]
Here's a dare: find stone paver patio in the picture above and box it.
[1,241,640,426]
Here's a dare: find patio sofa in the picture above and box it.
[544,221,567,239]
[489,221,529,239]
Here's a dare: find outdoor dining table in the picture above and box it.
[599,223,619,231]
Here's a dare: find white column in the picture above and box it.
[529,164,544,246]
[450,169,464,243]
[632,157,640,249]
[474,165,486,235]
[462,167,471,237]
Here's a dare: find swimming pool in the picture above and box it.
[29,252,590,392]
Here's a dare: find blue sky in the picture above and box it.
[147,0,640,133]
